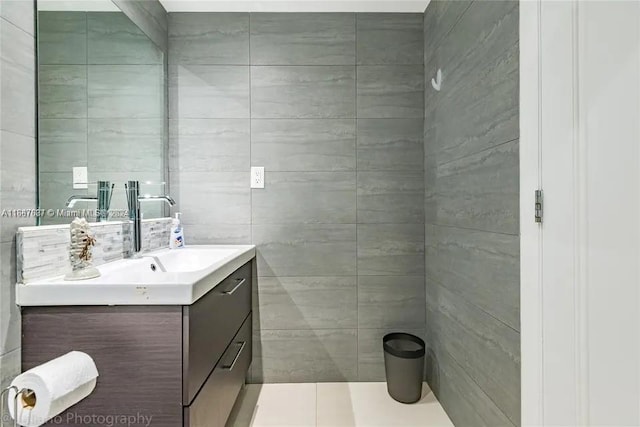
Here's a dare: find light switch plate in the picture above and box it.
[72,166,88,189]
[251,167,265,189]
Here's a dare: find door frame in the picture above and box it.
[519,1,629,424]
[519,0,544,424]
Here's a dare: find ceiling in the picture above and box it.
[38,0,119,11]
[37,0,120,12]
[159,0,431,13]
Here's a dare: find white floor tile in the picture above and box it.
[316,382,453,427]
[227,383,317,427]
[227,382,453,427]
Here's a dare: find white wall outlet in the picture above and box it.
[251,166,265,189]
[72,166,88,189]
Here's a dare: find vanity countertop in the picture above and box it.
[16,245,255,306]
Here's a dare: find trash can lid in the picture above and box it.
[383,333,425,359]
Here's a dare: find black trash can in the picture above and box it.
[383,332,426,404]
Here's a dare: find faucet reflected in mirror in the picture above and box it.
[126,180,176,257]
[65,181,115,222]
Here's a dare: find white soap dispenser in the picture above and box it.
[170,212,185,249]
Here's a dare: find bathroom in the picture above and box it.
[0,0,639,426]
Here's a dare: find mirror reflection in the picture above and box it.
[36,0,167,225]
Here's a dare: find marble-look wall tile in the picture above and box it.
[38,119,87,173]
[0,191,36,243]
[250,13,355,65]
[423,0,472,59]
[0,0,34,35]
[254,276,357,330]
[0,349,20,393]
[357,171,424,224]
[428,1,519,165]
[358,275,425,329]
[252,224,356,277]
[169,65,250,119]
[169,118,249,172]
[175,172,250,225]
[37,12,87,65]
[425,140,519,235]
[426,333,516,427]
[166,11,429,385]
[88,64,163,119]
[427,282,520,424]
[356,119,423,171]
[88,12,163,65]
[432,56,518,165]
[435,0,518,92]
[38,172,86,222]
[0,350,20,422]
[38,65,86,119]
[251,119,355,172]
[88,118,163,172]
[251,329,358,383]
[179,224,251,245]
[357,224,424,276]
[424,2,519,423]
[0,17,36,135]
[252,172,356,224]
[251,66,355,119]
[425,224,520,331]
[356,14,423,65]
[0,131,37,242]
[358,328,424,381]
[357,65,423,118]
[0,241,20,354]
[169,13,249,65]
[0,0,33,396]
[1,131,36,194]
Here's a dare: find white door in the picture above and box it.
[521,1,640,425]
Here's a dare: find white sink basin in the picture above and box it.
[152,247,240,272]
[16,245,255,306]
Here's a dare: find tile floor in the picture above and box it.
[227,382,454,427]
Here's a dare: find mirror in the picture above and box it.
[36,0,167,225]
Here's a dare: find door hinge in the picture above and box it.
[535,189,543,223]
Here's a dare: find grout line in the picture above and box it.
[248,14,253,244]
[432,137,519,169]
[426,274,520,334]
[0,128,36,139]
[32,0,40,223]
[0,15,33,37]
[425,221,519,237]
[315,382,318,427]
[354,11,360,384]
[436,344,518,426]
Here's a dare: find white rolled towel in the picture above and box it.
[8,351,99,427]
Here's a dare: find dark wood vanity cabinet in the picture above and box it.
[21,260,254,427]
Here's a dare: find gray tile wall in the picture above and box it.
[423,1,520,425]
[0,0,36,398]
[169,12,424,383]
[37,11,164,224]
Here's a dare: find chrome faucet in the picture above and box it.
[139,194,177,205]
[66,195,97,208]
[125,180,176,257]
[66,181,114,221]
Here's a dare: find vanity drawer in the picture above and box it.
[182,261,251,405]
[184,314,252,427]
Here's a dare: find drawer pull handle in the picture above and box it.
[222,278,246,295]
[222,341,246,371]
